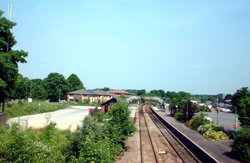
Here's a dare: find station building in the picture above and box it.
[67,89,113,103]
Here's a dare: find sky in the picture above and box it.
[0,0,250,94]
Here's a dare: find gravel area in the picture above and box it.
[7,106,96,131]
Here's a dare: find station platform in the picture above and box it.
[155,110,240,163]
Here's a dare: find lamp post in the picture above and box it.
[234,106,238,129]
[216,108,219,124]
[186,101,188,123]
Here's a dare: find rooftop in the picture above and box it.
[68,89,113,96]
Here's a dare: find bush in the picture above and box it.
[231,127,250,162]
[0,123,70,162]
[188,114,210,130]
[197,123,224,134]
[203,130,228,140]
[196,105,211,112]
[174,112,185,121]
[66,101,135,162]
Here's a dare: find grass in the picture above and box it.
[6,101,69,118]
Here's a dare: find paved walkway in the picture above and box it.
[155,110,240,163]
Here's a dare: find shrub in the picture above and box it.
[203,130,228,140]
[0,123,70,162]
[197,123,224,134]
[174,112,185,121]
[231,127,250,162]
[196,105,211,112]
[66,101,135,162]
[188,114,210,131]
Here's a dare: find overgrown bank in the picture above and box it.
[5,101,68,118]
[0,101,135,162]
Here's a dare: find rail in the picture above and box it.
[151,108,219,163]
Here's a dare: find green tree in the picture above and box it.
[231,127,250,162]
[238,96,250,127]
[232,87,249,108]
[30,79,48,100]
[137,89,146,96]
[12,74,31,99]
[67,73,84,91]
[224,94,232,102]
[107,102,135,144]
[44,73,70,102]
[0,11,28,112]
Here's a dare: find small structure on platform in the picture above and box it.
[101,98,117,112]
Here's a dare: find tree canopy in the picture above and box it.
[11,74,30,99]
[30,79,48,100]
[0,11,28,112]
[44,73,70,102]
[67,73,84,91]
[137,89,146,96]
[232,87,249,108]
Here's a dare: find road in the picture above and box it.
[204,109,241,131]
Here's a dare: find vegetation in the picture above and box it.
[203,131,228,140]
[0,11,28,112]
[67,101,135,162]
[0,123,70,162]
[195,104,211,112]
[67,74,85,92]
[230,87,250,162]
[30,79,48,100]
[188,114,228,140]
[188,114,210,130]
[238,96,250,127]
[0,101,135,162]
[231,127,250,162]
[136,89,146,96]
[6,102,68,118]
[44,73,70,102]
[232,87,249,109]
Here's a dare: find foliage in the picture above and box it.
[197,123,224,134]
[231,127,250,163]
[149,89,165,98]
[238,96,250,127]
[232,87,249,108]
[44,73,70,102]
[191,94,212,103]
[224,94,232,102]
[11,74,31,99]
[66,101,135,162]
[189,114,228,141]
[196,104,211,112]
[67,73,84,92]
[0,11,28,112]
[203,131,228,140]
[137,89,146,96]
[30,79,48,100]
[188,113,210,131]
[107,102,135,144]
[174,112,185,121]
[0,123,70,162]
[6,102,67,118]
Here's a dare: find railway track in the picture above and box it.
[139,105,158,162]
[138,104,199,163]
